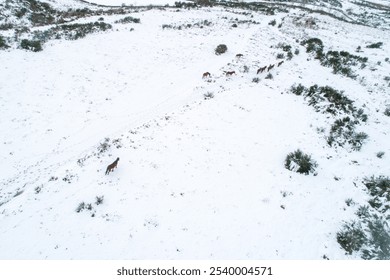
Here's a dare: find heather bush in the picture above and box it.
[285,149,318,175]
[215,44,227,55]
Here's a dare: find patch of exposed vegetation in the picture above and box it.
[290,84,368,151]
[301,38,368,78]
[337,176,390,259]
[285,149,318,175]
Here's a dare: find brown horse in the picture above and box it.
[225,71,236,76]
[105,157,119,175]
[202,72,211,78]
[267,64,274,72]
[278,61,284,67]
[257,66,267,74]
[236,53,243,58]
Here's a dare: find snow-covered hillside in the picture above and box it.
[0,0,389,259]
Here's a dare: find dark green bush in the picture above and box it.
[0,35,9,49]
[284,149,318,175]
[301,38,324,59]
[337,221,367,254]
[366,42,383,49]
[215,44,227,55]
[20,39,43,52]
[115,16,141,24]
[268,19,276,26]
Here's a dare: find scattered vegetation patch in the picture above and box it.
[97,138,111,155]
[366,42,383,49]
[301,38,367,78]
[275,42,294,60]
[327,117,368,151]
[321,51,368,78]
[203,92,214,100]
[115,16,140,24]
[215,44,228,55]
[20,39,42,52]
[337,176,390,259]
[268,19,276,26]
[284,149,318,175]
[0,35,9,49]
[34,22,112,42]
[290,84,368,151]
[95,196,104,205]
[162,19,212,30]
[376,151,385,159]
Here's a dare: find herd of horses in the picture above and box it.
[105,54,284,175]
[203,53,285,79]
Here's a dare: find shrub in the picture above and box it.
[285,149,318,175]
[0,35,9,49]
[203,92,214,100]
[327,117,368,151]
[337,221,366,254]
[76,202,86,213]
[252,77,260,83]
[0,23,13,30]
[361,215,390,260]
[321,50,367,78]
[290,84,305,96]
[115,16,141,24]
[376,151,385,159]
[384,108,390,117]
[287,51,293,60]
[268,19,276,26]
[96,196,104,205]
[97,138,111,154]
[301,38,324,59]
[215,44,227,55]
[265,73,273,80]
[20,39,43,52]
[366,42,383,49]
[276,53,284,59]
[363,176,390,203]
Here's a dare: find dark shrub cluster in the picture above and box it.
[364,176,390,213]
[115,16,141,24]
[290,84,368,151]
[301,38,324,59]
[275,43,294,60]
[162,20,212,30]
[31,22,112,48]
[0,23,14,30]
[301,38,367,78]
[20,39,42,52]
[337,176,390,259]
[327,117,368,151]
[321,51,368,78]
[337,221,367,255]
[290,84,365,118]
[284,149,318,175]
[268,19,276,26]
[174,1,198,9]
[366,42,383,49]
[0,35,9,49]
[215,44,228,55]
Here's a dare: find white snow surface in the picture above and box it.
[0,3,389,260]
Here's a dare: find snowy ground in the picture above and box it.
[0,3,389,259]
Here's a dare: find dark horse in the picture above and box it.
[202,72,211,78]
[105,157,120,175]
[225,71,236,76]
[257,66,267,74]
